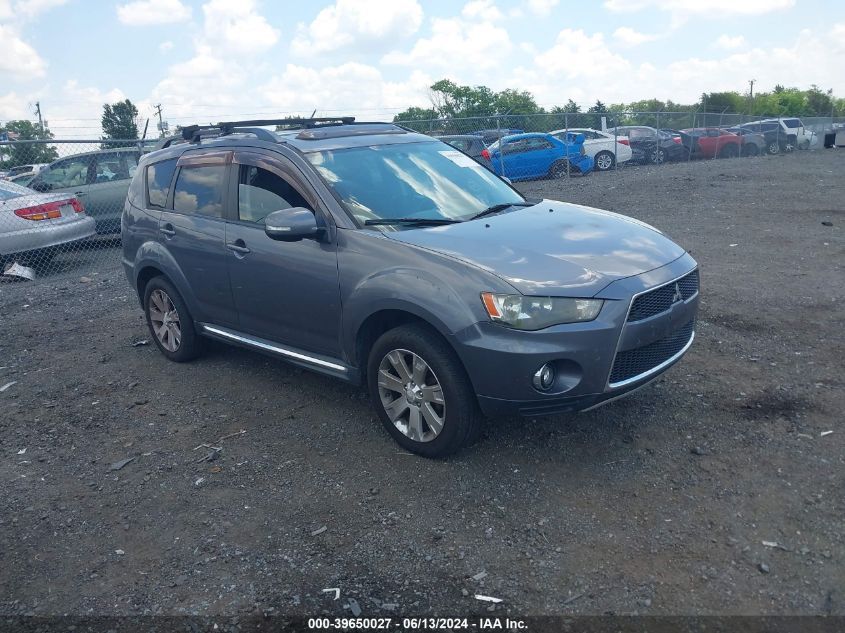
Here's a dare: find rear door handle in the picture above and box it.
[74,191,87,197]
[160,224,175,237]
[226,240,250,255]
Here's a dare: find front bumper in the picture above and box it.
[451,253,699,417]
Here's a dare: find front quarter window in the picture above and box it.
[306,141,523,227]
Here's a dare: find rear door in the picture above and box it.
[87,151,139,233]
[157,150,237,327]
[224,151,341,356]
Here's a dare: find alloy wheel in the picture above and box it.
[596,153,613,171]
[148,289,182,352]
[377,349,445,443]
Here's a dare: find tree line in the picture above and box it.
[393,79,845,123]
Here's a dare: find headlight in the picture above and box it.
[481,292,603,330]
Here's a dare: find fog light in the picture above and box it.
[533,363,555,391]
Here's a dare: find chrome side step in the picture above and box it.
[200,323,353,379]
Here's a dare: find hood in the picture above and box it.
[383,200,686,296]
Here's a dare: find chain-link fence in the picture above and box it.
[0,139,146,283]
[1,112,843,286]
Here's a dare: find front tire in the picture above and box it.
[594,150,615,171]
[367,324,482,457]
[766,140,780,155]
[741,143,759,157]
[548,160,570,179]
[718,144,739,159]
[143,276,203,362]
[648,148,665,164]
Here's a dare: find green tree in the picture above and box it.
[805,85,833,116]
[393,106,439,123]
[586,100,609,128]
[101,98,139,141]
[0,120,58,168]
[493,88,542,115]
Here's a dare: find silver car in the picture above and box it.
[0,180,95,262]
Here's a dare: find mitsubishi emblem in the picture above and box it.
[671,282,683,303]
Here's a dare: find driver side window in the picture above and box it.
[238,165,313,223]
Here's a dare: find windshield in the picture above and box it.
[0,179,33,201]
[306,141,524,227]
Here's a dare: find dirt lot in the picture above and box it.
[0,151,843,619]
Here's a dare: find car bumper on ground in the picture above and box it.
[0,216,96,257]
[452,253,699,417]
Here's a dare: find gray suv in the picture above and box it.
[122,118,699,457]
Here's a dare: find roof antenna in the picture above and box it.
[309,109,317,119]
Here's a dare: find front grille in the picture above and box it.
[628,270,699,322]
[609,320,694,385]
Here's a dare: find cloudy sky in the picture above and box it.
[1,0,843,137]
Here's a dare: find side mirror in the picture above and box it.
[502,177,513,185]
[264,207,325,242]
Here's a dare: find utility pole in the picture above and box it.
[34,101,44,134]
[748,79,755,100]
[154,103,165,138]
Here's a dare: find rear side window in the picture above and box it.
[173,165,226,217]
[146,158,178,208]
[783,119,801,128]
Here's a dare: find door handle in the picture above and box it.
[226,240,250,255]
[74,191,88,197]
[160,224,175,237]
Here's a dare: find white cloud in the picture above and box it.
[202,0,279,55]
[0,23,46,78]
[116,0,191,26]
[259,63,432,117]
[714,34,746,49]
[291,0,423,55]
[462,0,503,21]
[159,40,174,53]
[604,0,794,17]
[534,29,630,78]
[613,26,659,46]
[382,14,513,71]
[528,0,559,15]
[13,0,68,19]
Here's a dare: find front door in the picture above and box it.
[224,151,341,357]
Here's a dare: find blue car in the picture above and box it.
[481,132,594,181]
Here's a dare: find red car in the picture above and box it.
[681,127,742,159]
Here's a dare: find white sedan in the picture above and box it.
[549,128,632,171]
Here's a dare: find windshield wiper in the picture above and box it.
[469,201,533,221]
[364,217,462,226]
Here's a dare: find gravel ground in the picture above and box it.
[0,151,843,619]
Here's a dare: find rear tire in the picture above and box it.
[594,150,615,171]
[766,140,780,155]
[143,276,203,362]
[367,323,482,457]
[648,148,665,164]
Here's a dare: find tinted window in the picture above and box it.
[783,119,801,128]
[173,165,226,217]
[146,158,178,208]
[238,165,311,223]
[40,155,93,189]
